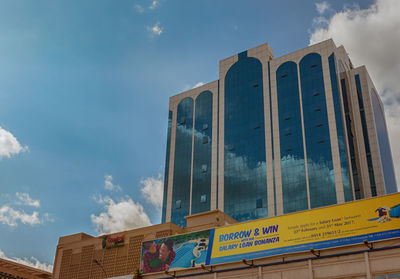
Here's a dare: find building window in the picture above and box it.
[202,136,209,144]
[175,200,182,209]
[277,60,308,214]
[256,199,263,209]
[179,117,186,125]
[228,143,235,151]
[201,164,207,173]
[200,194,207,203]
[202,123,208,130]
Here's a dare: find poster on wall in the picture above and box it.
[140,230,212,274]
[140,193,400,274]
[209,192,400,264]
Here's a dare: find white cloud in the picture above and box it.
[140,174,163,208]
[15,192,40,208]
[149,0,159,10]
[309,0,400,189]
[148,22,163,37]
[0,126,28,160]
[315,1,330,15]
[104,175,122,192]
[91,196,151,235]
[135,4,145,13]
[0,193,51,227]
[0,205,41,227]
[0,249,53,272]
[192,82,205,89]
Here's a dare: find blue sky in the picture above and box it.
[1,0,399,271]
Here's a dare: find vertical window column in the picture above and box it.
[224,51,268,222]
[341,78,361,199]
[355,75,377,196]
[328,54,352,202]
[300,53,337,209]
[171,98,194,227]
[276,61,308,214]
[191,91,213,215]
[161,110,173,223]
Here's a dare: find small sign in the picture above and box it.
[101,234,125,249]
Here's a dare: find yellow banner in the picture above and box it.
[209,193,400,264]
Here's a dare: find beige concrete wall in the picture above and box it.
[53,223,183,279]
[217,54,238,212]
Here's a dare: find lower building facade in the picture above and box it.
[53,193,400,279]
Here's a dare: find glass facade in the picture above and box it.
[355,75,377,196]
[300,53,337,209]
[163,43,393,226]
[161,110,172,223]
[340,78,361,199]
[328,54,352,202]
[192,91,213,214]
[370,88,397,193]
[171,97,194,227]
[224,51,268,222]
[276,61,308,213]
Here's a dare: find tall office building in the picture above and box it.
[161,39,397,227]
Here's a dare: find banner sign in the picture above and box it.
[209,193,400,264]
[101,234,125,249]
[140,230,211,274]
[140,193,400,273]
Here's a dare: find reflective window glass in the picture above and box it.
[276,61,308,213]
[192,91,213,215]
[161,110,173,223]
[341,78,361,199]
[329,54,352,202]
[355,75,376,196]
[224,51,268,222]
[370,88,397,193]
[300,53,337,208]
[171,97,194,227]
